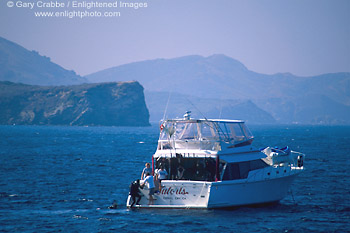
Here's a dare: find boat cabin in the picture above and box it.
[153,118,269,182]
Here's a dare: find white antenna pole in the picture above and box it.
[219,98,223,119]
[162,91,172,121]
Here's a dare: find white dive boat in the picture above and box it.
[126,112,305,209]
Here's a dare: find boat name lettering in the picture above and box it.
[160,187,189,195]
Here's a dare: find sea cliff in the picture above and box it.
[0,81,150,126]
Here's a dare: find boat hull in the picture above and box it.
[126,172,300,209]
[208,174,297,208]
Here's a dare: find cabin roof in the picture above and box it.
[164,119,245,123]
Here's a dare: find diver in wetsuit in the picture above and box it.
[129,179,142,207]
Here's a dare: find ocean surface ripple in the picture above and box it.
[0,125,349,232]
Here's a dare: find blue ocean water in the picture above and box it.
[0,124,349,232]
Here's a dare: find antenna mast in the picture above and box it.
[162,91,172,121]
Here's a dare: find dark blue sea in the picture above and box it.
[0,124,349,232]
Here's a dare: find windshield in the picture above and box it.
[159,120,253,143]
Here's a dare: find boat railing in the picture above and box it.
[157,139,221,151]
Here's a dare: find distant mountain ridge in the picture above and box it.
[1,35,349,125]
[0,37,87,85]
[86,55,350,124]
[145,91,276,124]
[86,54,350,105]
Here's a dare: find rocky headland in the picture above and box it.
[0,81,150,126]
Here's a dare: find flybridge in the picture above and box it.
[157,115,254,152]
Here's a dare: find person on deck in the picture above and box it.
[141,172,155,205]
[129,179,142,208]
[155,166,168,191]
[177,165,185,180]
[141,163,152,180]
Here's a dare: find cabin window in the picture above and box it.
[176,122,200,140]
[158,121,254,150]
[200,122,216,140]
[222,159,269,180]
[229,123,246,142]
[155,157,218,181]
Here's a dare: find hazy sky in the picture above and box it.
[0,0,349,76]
